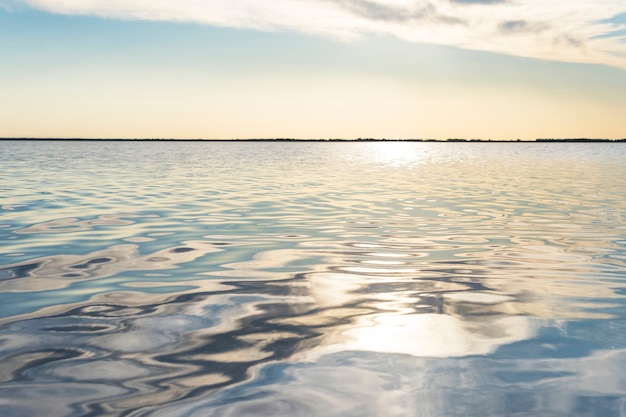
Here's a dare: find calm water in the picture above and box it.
[1,140,626,417]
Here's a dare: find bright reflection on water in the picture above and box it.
[1,141,626,416]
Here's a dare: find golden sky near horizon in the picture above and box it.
[1,1,626,139]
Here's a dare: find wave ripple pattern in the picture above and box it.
[1,141,626,417]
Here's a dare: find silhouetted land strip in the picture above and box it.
[2,138,626,142]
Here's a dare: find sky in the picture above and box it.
[1,0,626,140]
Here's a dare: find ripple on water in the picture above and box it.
[1,141,626,416]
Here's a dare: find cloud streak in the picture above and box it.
[9,0,626,67]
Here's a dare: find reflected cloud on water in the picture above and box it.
[0,240,225,295]
[2,141,626,416]
[2,234,625,416]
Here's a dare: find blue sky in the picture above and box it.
[2,1,626,139]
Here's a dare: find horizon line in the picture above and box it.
[2,138,626,143]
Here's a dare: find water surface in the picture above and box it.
[1,141,626,416]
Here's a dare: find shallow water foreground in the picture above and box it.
[1,140,626,417]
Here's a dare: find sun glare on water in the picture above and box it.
[365,142,435,167]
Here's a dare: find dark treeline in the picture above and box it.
[1,138,626,142]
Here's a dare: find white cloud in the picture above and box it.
[11,0,626,67]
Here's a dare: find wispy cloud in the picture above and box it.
[9,0,626,67]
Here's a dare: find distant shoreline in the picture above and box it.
[1,138,625,142]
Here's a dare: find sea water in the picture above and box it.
[1,140,626,416]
